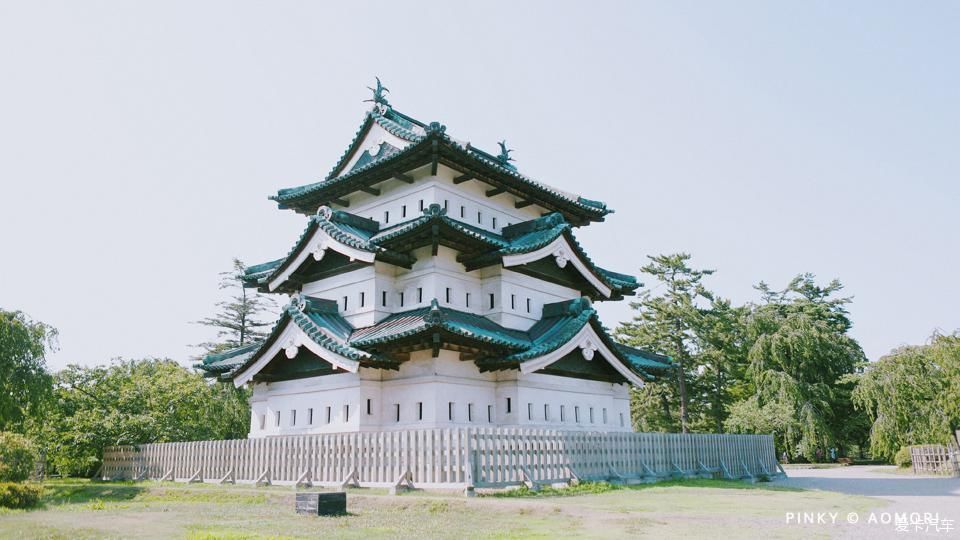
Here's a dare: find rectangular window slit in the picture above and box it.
[492,217,497,229]
[489,293,495,309]
[326,406,332,424]
[308,408,314,425]
[506,397,512,414]
[527,403,533,421]
[465,292,471,308]
[448,402,454,421]
[394,404,400,423]
[418,402,423,421]
[510,294,516,310]
[445,287,451,303]
[526,298,531,313]
[382,291,387,307]
[290,409,296,426]
[417,287,423,303]
[575,406,581,423]
[275,410,280,427]
[402,205,407,218]
[468,403,474,422]
[560,405,566,422]
[360,292,365,307]
[400,292,405,307]
[344,404,350,423]
[366,398,372,415]
[487,405,493,423]
[384,210,390,223]
[342,296,348,311]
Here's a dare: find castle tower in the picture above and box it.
[197,82,672,437]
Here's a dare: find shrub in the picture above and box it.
[0,432,36,482]
[894,446,913,468]
[0,482,42,509]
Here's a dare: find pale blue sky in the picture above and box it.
[1,1,957,370]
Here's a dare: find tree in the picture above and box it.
[0,310,56,431]
[852,332,960,461]
[726,275,866,460]
[616,253,715,433]
[28,359,250,476]
[196,258,276,354]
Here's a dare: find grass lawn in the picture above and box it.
[0,478,882,539]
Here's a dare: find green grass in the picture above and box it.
[0,477,884,539]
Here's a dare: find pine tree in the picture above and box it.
[616,253,714,433]
[196,258,276,354]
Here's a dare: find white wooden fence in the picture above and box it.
[102,429,781,490]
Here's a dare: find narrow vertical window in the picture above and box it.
[575,406,581,424]
[619,412,625,427]
[544,404,550,422]
[342,296,348,311]
[443,199,449,211]
[506,397,512,414]
[465,292,471,308]
[384,210,390,224]
[460,205,465,218]
[492,217,497,229]
[448,402,454,421]
[560,405,566,422]
[308,408,314,425]
[394,404,400,423]
[400,292,405,307]
[510,294,516,310]
[468,403,474,422]
[366,398,372,415]
[527,403,533,421]
[418,402,423,421]
[477,210,482,224]
[259,414,266,430]
[489,293,495,309]
[275,410,280,427]
[603,408,608,424]
[382,291,388,307]
[589,407,594,424]
[326,406,332,424]
[526,298,531,313]
[417,287,423,303]
[344,404,350,423]
[290,410,297,426]
[402,204,407,218]
[445,287,451,303]
[487,405,493,423]
[360,292,365,307]
[419,199,424,211]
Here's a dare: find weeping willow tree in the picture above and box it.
[725,275,866,461]
[852,333,960,461]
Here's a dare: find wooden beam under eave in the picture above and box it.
[430,140,439,176]
[393,172,414,184]
[453,173,474,184]
[515,199,533,209]
[331,198,350,207]
[485,187,506,198]
[360,185,381,196]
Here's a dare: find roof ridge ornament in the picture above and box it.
[497,140,514,166]
[424,299,445,325]
[316,205,333,221]
[364,77,390,109]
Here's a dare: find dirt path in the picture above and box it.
[777,466,960,539]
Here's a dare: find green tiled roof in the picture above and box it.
[245,208,638,299]
[199,296,672,384]
[270,105,611,224]
[350,299,529,350]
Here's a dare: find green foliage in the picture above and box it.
[0,432,36,482]
[616,253,718,433]
[28,359,250,476]
[0,310,57,431]
[488,481,622,498]
[726,275,866,461]
[196,259,276,354]
[851,333,960,461]
[0,482,43,508]
[893,447,913,468]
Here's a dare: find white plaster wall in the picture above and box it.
[342,165,544,234]
[247,350,633,437]
[303,250,580,331]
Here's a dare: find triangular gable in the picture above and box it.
[517,323,645,387]
[328,109,424,180]
[502,235,614,298]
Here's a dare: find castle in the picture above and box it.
[197,81,672,437]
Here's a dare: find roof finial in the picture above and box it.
[364,77,390,107]
[497,140,514,165]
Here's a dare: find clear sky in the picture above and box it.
[1,1,957,370]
